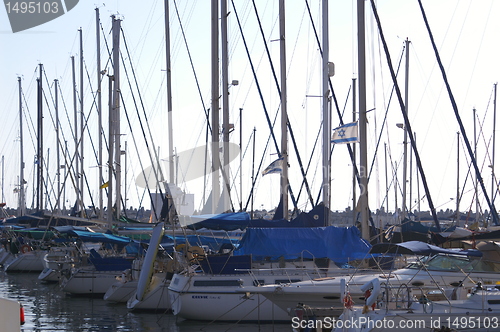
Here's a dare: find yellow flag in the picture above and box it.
[100,182,109,189]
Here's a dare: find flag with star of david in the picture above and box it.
[331,122,359,144]
[262,157,283,176]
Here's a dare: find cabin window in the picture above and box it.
[424,255,472,271]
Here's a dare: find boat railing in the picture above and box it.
[373,280,471,314]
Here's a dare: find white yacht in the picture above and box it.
[168,252,358,322]
[329,278,500,332]
[246,241,500,316]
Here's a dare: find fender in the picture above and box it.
[360,278,380,308]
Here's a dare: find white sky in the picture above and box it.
[1,0,500,219]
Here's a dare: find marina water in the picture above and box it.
[0,271,292,331]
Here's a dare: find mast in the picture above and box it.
[37,63,43,212]
[322,0,331,224]
[402,38,410,221]
[352,78,357,224]
[164,0,175,186]
[474,108,479,224]
[107,73,114,224]
[124,141,127,209]
[221,0,231,213]
[211,0,220,214]
[492,83,497,210]
[79,28,84,215]
[55,79,60,214]
[251,127,256,218]
[456,131,460,223]
[239,107,243,211]
[71,56,79,212]
[357,0,369,240]
[112,16,122,219]
[18,77,25,216]
[96,7,103,220]
[1,156,3,203]
[279,0,288,220]
[384,143,388,225]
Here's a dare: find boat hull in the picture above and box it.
[127,276,171,311]
[61,269,123,295]
[4,250,46,272]
[104,280,138,303]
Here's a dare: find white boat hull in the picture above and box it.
[127,276,171,311]
[168,272,313,322]
[0,248,12,266]
[104,280,138,303]
[4,250,46,272]
[254,268,500,313]
[38,268,65,282]
[61,269,123,295]
[332,290,500,332]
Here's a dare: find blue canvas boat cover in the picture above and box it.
[187,205,327,231]
[370,241,482,257]
[160,234,239,253]
[233,226,371,264]
[186,212,250,231]
[66,230,131,245]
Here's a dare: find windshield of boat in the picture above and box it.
[407,254,500,273]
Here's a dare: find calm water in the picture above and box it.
[0,272,293,332]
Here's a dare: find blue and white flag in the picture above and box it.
[262,157,283,176]
[331,122,359,144]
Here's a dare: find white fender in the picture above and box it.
[360,278,380,308]
[340,278,346,304]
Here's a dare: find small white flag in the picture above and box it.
[331,122,359,144]
[262,157,283,176]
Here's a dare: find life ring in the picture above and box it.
[20,245,31,253]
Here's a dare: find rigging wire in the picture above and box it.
[416,0,499,226]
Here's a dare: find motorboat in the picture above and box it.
[243,241,500,317]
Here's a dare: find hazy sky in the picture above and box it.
[1,0,499,219]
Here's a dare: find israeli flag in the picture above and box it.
[262,157,283,176]
[331,122,359,144]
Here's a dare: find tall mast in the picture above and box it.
[96,8,103,220]
[107,74,114,224]
[55,79,60,214]
[352,78,357,224]
[37,63,43,212]
[358,0,369,240]
[402,38,410,221]
[279,0,288,220]
[211,0,220,213]
[1,156,4,203]
[164,0,174,186]
[79,28,85,215]
[18,77,25,216]
[492,83,497,210]
[221,0,231,212]
[322,0,331,224]
[474,108,479,224]
[71,56,79,212]
[112,16,122,219]
[384,143,388,224]
[456,131,460,223]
